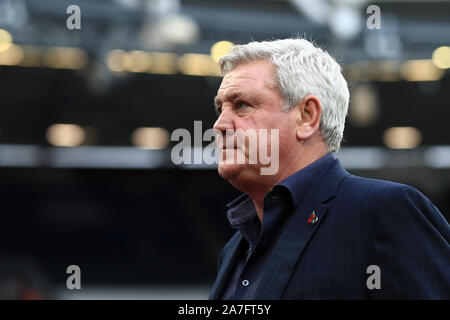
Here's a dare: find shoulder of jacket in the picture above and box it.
[339,174,414,198]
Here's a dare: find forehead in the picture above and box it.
[217,60,277,98]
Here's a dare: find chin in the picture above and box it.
[217,163,242,181]
[218,163,262,194]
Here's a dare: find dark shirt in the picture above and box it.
[220,152,337,299]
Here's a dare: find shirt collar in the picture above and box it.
[226,194,257,227]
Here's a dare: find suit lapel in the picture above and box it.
[208,232,246,299]
[254,159,350,299]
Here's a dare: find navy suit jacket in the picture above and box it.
[209,157,450,299]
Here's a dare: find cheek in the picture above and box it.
[251,120,288,154]
[270,116,297,147]
[266,112,296,132]
[236,111,296,141]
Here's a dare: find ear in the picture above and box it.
[295,95,322,141]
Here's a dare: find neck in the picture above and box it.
[248,143,329,222]
[253,197,265,222]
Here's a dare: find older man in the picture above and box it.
[209,38,450,299]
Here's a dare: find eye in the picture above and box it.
[216,107,222,116]
[235,101,250,109]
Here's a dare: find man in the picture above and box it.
[209,38,450,299]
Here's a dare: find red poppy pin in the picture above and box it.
[307,211,318,225]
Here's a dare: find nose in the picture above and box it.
[213,107,234,134]
[213,108,236,150]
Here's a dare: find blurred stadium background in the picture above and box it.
[0,0,449,299]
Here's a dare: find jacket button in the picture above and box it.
[242,280,250,287]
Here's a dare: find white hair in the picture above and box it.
[218,38,349,153]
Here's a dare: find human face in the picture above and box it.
[213,60,298,188]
